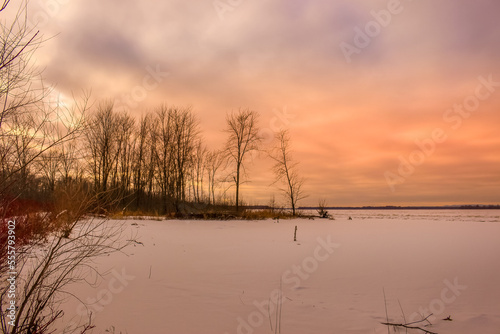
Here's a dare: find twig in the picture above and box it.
[126,239,144,246]
[278,279,282,334]
[398,299,406,324]
[381,314,437,334]
[405,313,434,326]
[380,322,438,334]
[381,291,437,334]
[268,297,273,332]
[275,288,279,334]
[397,299,408,334]
[272,279,283,334]
[383,288,389,334]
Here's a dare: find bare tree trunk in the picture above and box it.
[133,114,151,209]
[270,129,307,216]
[224,109,260,212]
[206,149,224,206]
[84,101,125,210]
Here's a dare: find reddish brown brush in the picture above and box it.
[0,196,56,268]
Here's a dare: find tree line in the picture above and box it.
[0,2,308,333]
[2,98,306,216]
[0,3,306,218]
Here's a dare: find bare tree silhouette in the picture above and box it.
[0,185,131,334]
[270,129,306,216]
[224,109,260,212]
[205,149,225,206]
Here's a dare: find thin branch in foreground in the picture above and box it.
[381,313,437,334]
[382,288,389,334]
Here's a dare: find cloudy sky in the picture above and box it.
[27,0,500,206]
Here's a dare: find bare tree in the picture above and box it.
[0,1,43,132]
[317,198,329,218]
[132,113,152,209]
[144,116,158,209]
[0,0,89,206]
[224,109,260,212]
[150,105,199,214]
[170,107,199,213]
[0,3,129,333]
[111,111,135,202]
[0,93,88,197]
[59,138,85,186]
[0,185,131,334]
[153,105,174,213]
[191,140,207,203]
[85,101,122,201]
[205,149,225,206]
[37,149,61,193]
[270,129,306,216]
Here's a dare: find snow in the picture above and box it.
[58,210,500,333]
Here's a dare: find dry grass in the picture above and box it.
[239,209,296,220]
[106,204,311,221]
[110,209,164,220]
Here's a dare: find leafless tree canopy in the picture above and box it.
[82,103,204,215]
[0,12,88,195]
[0,1,42,128]
[0,1,303,217]
[224,109,260,212]
[0,184,132,334]
[0,1,315,330]
[84,101,135,212]
[205,149,225,206]
[0,3,122,333]
[0,2,307,334]
[270,129,306,216]
[151,105,200,214]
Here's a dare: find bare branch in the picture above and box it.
[381,314,438,334]
[224,108,260,211]
[269,129,306,216]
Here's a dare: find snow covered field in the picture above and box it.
[60,210,500,333]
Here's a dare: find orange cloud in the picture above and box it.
[33,0,500,206]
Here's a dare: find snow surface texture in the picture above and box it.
[59,210,500,333]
